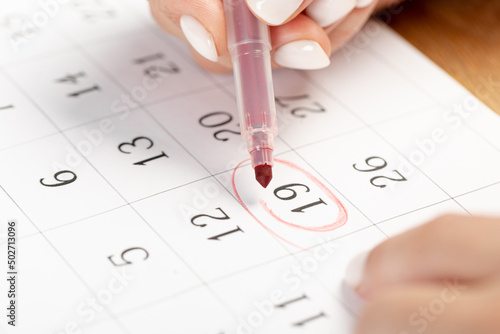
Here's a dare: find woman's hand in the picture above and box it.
[347,215,500,334]
[149,0,400,73]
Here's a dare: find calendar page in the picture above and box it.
[1,0,500,333]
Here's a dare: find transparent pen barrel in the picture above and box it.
[224,0,277,167]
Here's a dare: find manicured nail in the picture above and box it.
[305,0,357,27]
[274,40,330,70]
[179,15,218,62]
[344,250,370,291]
[246,0,303,25]
[356,0,375,8]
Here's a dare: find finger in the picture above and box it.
[350,215,500,298]
[149,0,229,69]
[375,0,403,12]
[356,278,500,334]
[245,0,314,26]
[189,47,232,73]
[198,11,332,72]
[270,13,331,70]
[305,0,376,29]
[323,0,378,55]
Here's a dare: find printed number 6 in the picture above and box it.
[40,170,77,187]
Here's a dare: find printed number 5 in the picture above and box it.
[108,247,149,266]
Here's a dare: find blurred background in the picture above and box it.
[384,0,500,113]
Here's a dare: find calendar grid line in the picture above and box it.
[2,58,135,334]
[453,180,500,200]
[0,44,77,71]
[79,221,388,326]
[0,185,131,334]
[114,251,296,317]
[5,22,240,333]
[290,262,359,319]
[114,10,350,319]
[0,73,221,154]
[367,103,444,127]
[0,68,65,137]
[288,141,392,241]
[0,130,60,153]
[283,227,383,319]
[107,17,403,323]
[114,22,356,321]
[2,4,499,332]
[8,167,458,248]
[290,126,370,152]
[0,68,226,153]
[348,104,473,217]
[366,47,500,156]
[0,22,153,70]
[123,5,245,108]
[7,189,364,332]
[273,126,376,224]
[0,185,40,238]
[110,283,210,318]
[111,223,384,323]
[283,72,405,238]
[2,146,294,246]
[459,119,500,155]
[368,123,474,217]
[139,82,226,109]
[1,33,484,328]
[367,45,500,206]
[300,61,474,218]
[53,25,264,324]
[374,198,456,225]
[128,205,242,321]
[271,122,394,255]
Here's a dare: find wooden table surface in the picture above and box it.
[384,0,500,114]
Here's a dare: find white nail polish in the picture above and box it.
[356,0,375,8]
[274,40,330,70]
[246,0,303,25]
[179,15,218,62]
[343,250,370,290]
[305,0,357,27]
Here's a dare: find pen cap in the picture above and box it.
[223,0,278,146]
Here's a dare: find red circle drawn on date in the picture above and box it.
[232,158,348,249]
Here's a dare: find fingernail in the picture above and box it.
[274,40,330,70]
[305,0,357,27]
[356,0,375,8]
[344,250,370,291]
[179,15,218,62]
[246,0,303,25]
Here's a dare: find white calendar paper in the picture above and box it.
[1,0,500,333]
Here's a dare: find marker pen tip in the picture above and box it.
[254,164,273,188]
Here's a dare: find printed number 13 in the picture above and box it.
[118,136,169,165]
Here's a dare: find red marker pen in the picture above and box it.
[223,0,278,188]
